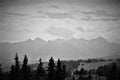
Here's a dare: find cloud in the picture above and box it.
[37,7,120,21]
[49,4,60,9]
[71,10,120,21]
[37,10,74,19]
[81,16,120,21]
[80,10,120,17]
[46,12,73,19]
[46,26,73,39]
[5,12,31,17]
[76,27,85,33]
[0,0,120,44]
[24,29,31,33]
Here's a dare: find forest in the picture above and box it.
[0,53,120,80]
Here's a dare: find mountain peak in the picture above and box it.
[96,37,106,40]
[32,37,46,44]
[26,38,32,42]
[0,36,120,67]
[34,37,44,41]
[91,37,107,42]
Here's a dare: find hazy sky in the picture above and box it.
[0,0,120,43]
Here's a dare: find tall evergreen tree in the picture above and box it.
[62,64,67,79]
[62,64,66,74]
[47,57,55,80]
[78,67,85,80]
[109,63,117,80]
[9,65,15,80]
[0,64,2,80]
[56,59,67,80]
[14,53,20,72]
[57,59,62,70]
[21,54,30,80]
[10,53,20,80]
[37,58,46,80]
[14,53,20,80]
[79,67,85,76]
[56,59,62,80]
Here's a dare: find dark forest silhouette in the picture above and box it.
[0,53,120,80]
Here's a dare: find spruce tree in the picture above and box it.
[79,67,85,76]
[47,57,55,80]
[62,64,67,79]
[57,59,62,70]
[0,64,2,80]
[10,53,20,80]
[10,65,15,80]
[56,59,67,80]
[14,53,20,80]
[109,63,117,80]
[56,59,62,80]
[21,54,30,80]
[14,53,20,72]
[37,58,46,80]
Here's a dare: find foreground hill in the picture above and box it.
[0,37,120,67]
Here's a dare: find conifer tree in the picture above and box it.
[57,59,62,70]
[109,63,117,80]
[56,59,67,80]
[10,65,15,80]
[62,64,67,79]
[14,53,20,80]
[14,53,20,73]
[0,64,2,80]
[79,67,85,76]
[21,54,30,80]
[47,57,55,80]
[56,59,62,80]
[10,53,20,80]
[62,64,66,74]
[37,58,46,80]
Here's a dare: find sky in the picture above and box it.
[0,0,120,43]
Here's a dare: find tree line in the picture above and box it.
[0,53,68,80]
[0,53,120,80]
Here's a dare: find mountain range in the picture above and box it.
[0,37,120,67]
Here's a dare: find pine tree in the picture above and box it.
[56,59,62,80]
[79,67,85,76]
[56,59,67,80]
[47,57,55,80]
[14,53,20,72]
[21,54,30,80]
[37,58,46,80]
[109,63,117,80]
[9,53,20,80]
[14,53,20,80]
[0,64,2,80]
[10,65,15,80]
[57,59,62,70]
[62,64,67,79]
[62,64,66,74]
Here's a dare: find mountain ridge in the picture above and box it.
[0,37,120,67]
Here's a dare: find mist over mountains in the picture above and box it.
[0,37,120,67]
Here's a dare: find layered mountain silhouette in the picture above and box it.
[0,37,120,67]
